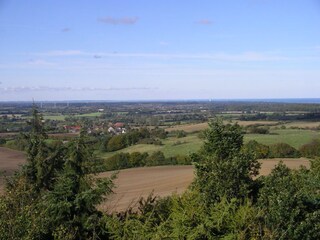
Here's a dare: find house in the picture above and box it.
[114,122,125,128]
[64,125,81,133]
[108,127,116,134]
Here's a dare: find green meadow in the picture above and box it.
[99,128,320,159]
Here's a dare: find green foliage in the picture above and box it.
[299,139,320,158]
[195,118,260,204]
[43,135,114,239]
[0,138,6,145]
[107,135,126,152]
[128,151,149,167]
[246,125,270,134]
[171,130,187,138]
[105,152,131,170]
[145,151,166,166]
[269,142,300,158]
[150,127,167,139]
[243,140,270,159]
[258,162,320,239]
[0,108,114,239]
[203,118,243,159]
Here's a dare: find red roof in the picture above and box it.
[114,122,125,128]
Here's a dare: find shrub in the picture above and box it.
[242,140,270,159]
[145,151,166,166]
[299,139,320,158]
[269,143,300,158]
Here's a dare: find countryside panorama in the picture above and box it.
[1,1,320,239]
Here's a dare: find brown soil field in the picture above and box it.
[99,165,194,212]
[0,147,26,191]
[0,148,311,212]
[284,121,320,129]
[100,158,310,212]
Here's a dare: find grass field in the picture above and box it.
[99,134,203,159]
[245,129,320,149]
[43,115,66,121]
[100,127,320,160]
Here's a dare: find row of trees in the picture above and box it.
[105,151,191,171]
[1,115,320,239]
[244,139,320,159]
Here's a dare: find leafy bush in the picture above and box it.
[246,125,270,134]
[299,139,320,158]
[269,143,300,158]
[242,140,270,159]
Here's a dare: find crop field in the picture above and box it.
[283,121,320,129]
[99,158,310,212]
[0,146,311,212]
[0,147,26,191]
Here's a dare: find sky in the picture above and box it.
[1,0,320,101]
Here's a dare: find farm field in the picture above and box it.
[99,158,310,212]
[99,134,203,159]
[99,127,320,160]
[0,147,26,191]
[283,121,320,129]
[245,129,320,149]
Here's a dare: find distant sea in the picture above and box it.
[210,98,320,104]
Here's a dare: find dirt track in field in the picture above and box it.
[0,147,311,211]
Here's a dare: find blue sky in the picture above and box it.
[1,0,320,101]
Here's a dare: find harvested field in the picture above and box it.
[99,166,194,212]
[100,158,310,212]
[0,147,26,191]
[0,149,311,211]
[258,158,310,176]
[284,121,320,129]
